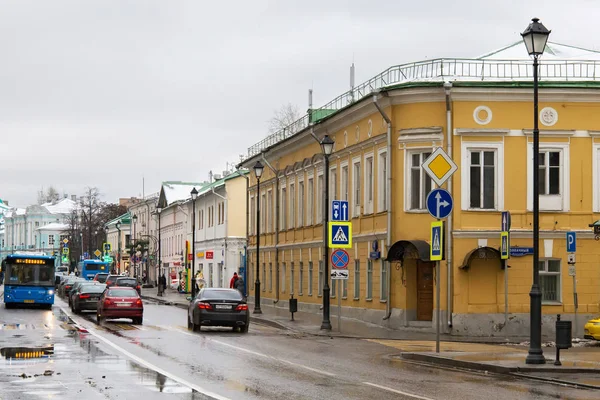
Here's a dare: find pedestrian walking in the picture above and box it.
[158,274,167,296]
[229,272,238,288]
[234,275,245,297]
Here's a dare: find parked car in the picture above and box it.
[187,288,249,333]
[71,283,106,313]
[59,277,84,298]
[97,287,143,325]
[104,274,121,288]
[584,317,600,340]
[114,277,141,295]
[93,273,109,283]
[69,280,91,307]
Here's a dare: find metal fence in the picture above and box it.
[247,58,600,158]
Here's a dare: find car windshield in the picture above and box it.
[116,279,136,286]
[107,288,138,297]
[95,274,108,283]
[200,289,243,301]
[81,284,106,293]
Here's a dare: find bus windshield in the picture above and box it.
[6,263,54,286]
[83,262,107,271]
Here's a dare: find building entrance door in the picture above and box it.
[416,261,434,321]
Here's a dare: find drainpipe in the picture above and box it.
[444,82,454,329]
[373,93,393,320]
[237,168,250,294]
[261,153,280,304]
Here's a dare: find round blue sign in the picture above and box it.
[331,249,350,269]
[426,188,453,219]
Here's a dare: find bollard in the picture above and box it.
[289,294,298,321]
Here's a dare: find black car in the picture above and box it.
[115,277,141,295]
[187,288,249,333]
[71,283,107,313]
[93,273,109,283]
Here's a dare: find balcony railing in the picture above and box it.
[246,58,600,158]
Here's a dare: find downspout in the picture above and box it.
[373,94,393,321]
[237,168,250,295]
[261,153,280,304]
[444,82,454,330]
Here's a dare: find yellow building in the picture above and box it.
[240,41,600,337]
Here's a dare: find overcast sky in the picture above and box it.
[2,0,599,207]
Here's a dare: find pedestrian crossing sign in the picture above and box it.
[430,221,443,261]
[328,222,352,249]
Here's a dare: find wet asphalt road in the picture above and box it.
[0,293,598,400]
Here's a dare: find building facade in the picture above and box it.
[104,214,131,274]
[240,41,600,337]
[128,194,159,284]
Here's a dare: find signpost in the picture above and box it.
[94,249,101,259]
[330,246,350,333]
[426,189,453,220]
[430,222,443,261]
[422,148,458,187]
[500,211,511,336]
[566,231,577,336]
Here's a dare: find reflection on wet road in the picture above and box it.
[0,295,599,399]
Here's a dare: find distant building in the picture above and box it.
[119,197,141,208]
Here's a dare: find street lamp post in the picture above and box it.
[42,241,45,253]
[522,17,551,365]
[157,205,163,282]
[191,188,198,297]
[320,135,335,330]
[132,214,138,278]
[116,222,121,274]
[253,160,264,314]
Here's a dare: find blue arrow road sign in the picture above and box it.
[332,200,349,221]
[501,211,511,232]
[426,189,453,219]
[567,231,577,253]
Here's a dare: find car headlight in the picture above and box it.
[47,290,54,295]
[593,322,600,326]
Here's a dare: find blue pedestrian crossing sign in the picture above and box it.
[332,200,349,222]
[430,221,443,261]
[426,189,453,219]
[103,242,111,252]
[328,222,352,249]
[500,231,509,260]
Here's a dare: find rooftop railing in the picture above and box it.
[247,58,600,158]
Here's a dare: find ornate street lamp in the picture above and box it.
[132,214,138,277]
[522,17,551,365]
[191,187,198,297]
[320,135,335,330]
[156,204,163,284]
[115,222,121,273]
[253,160,264,314]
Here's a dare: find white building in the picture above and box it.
[104,214,131,274]
[128,193,159,284]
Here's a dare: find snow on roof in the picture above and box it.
[43,198,77,214]
[478,41,600,61]
[36,222,69,231]
[161,182,205,205]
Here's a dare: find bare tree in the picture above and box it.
[37,186,61,205]
[268,102,304,134]
[79,187,103,255]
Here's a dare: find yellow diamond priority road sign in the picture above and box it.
[422,147,458,187]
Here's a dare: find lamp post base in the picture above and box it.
[525,351,546,364]
[253,281,262,314]
[320,286,331,330]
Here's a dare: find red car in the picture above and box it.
[96,287,143,325]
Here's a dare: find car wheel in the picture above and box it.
[187,315,193,330]
[5,303,13,309]
[97,313,103,324]
[240,324,249,333]
[193,322,200,332]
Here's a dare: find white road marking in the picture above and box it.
[362,382,436,400]
[59,306,232,400]
[168,326,337,377]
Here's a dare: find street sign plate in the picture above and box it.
[328,222,352,249]
[63,238,69,244]
[331,270,349,280]
[567,253,576,264]
[566,232,576,253]
[62,248,69,255]
[422,147,458,187]
[331,249,350,269]
[331,200,349,222]
[568,265,576,277]
[426,188,453,219]
[94,250,101,257]
[104,243,111,252]
[430,221,443,261]
[501,211,511,231]
[500,231,509,260]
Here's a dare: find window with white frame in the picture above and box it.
[366,259,373,299]
[341,163,349,201]
[299,261,304,295]
[269,263,273,292]
[378,150,388,212]
[317,173,323,222]
[250,197,255,235]
[352,158,361,216]
[298,180,305,227]
[353,259,360,299]
[595,145,600,212]
[461,141,504,211]
[48,235,55,246]
[342,276,348,298]
[407,151,432,210]
[280,186,287,230]
[329,167,337,218]
[308,261,313,295]
[318,260,323,296]
[307,177,314,225]
[261,193,266,232]
[267,190,273,233]
[331,274,336,298]
[289,183,295,229]
[539,259,561,303]
[380,260,388,301]
[364,154,374,214]
[199,209,204,230]
[527,142,569,211]
[281,262,286,293]
[262,263,266,291]
[290,262,295,295]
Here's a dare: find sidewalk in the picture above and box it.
[140,288,600,388]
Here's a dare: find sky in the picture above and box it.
[2,0,600,207]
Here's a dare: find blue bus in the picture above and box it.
[2,254,56,308]
[77,259,109,280]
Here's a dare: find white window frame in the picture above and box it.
[366,259,373,300]
[317,170,324,223]
[405,149,434,212]
[377,148,388,212]
[593,144,600,212]
[269,262,273,292]
[260,192,267,232]
[267,189,273,233]
[329,166,337,218]
[48,235,55,246]
[299,261,304,295]
[280,182,287,231]
[262,263,266,291]
[352,156,361,217]
[364,152,374,214]
[281,262,286,293]
[353,259,360,300]
[318,260,323,296]
[308,261,313,296]
[526,142,570,211]
[307,174,314,225]
[539,258,562,304]
[298,177,305,227]
[290,262,295,295]
[461,141,504,211]
[380,260,387,301]
[289,181,295,229]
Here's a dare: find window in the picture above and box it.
[299,262,304,295]
[331,275,336,298]
[352,159,361,216]
[407,151,432,210]
[298,181,305,227]
[280,186,287,230]
[341,164,349,201]
[353,259,360,299]
[329,167,337,207]
[317,173,323,222]
[289,183,295,229]
[308,261,313,295]
[539,259,561,303]
[469,150,497,209]
[261,192,267,232]
[290,262,295,294]
[307,177,314,225]
[527,143,567,211]
[269,263,273,291]
[48,235,55,246]
[199,209,204,229]
[35,221,39,227]
[380,260,388,301]
[217,202,225,225]
[281,263,286,293]
[364,155,374,214]
[208,206,214,227]
[262,263,266,291]
[366,260,373,299]
[250,197,256,235]
[342,277,348,298]
[318,260,323,296]
[267,190,273,233]
[378,150,388,212]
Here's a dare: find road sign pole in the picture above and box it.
[572,265,578,338]
[436,258,440,353]
[337,282,341,333]
[504,258,508,338]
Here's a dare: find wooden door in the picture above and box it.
[417,261,434,321]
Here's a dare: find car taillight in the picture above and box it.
[236,304,248,311]
[104,299,114,306]
[197,302,212,310]
[134,299,143,307]
[79,294,90,299]
[65,286,72,290]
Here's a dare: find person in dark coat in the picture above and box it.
[229,272,238,288]
[234,275,245,296]
[158,274,167,296]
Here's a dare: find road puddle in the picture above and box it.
[1,345,54,360]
